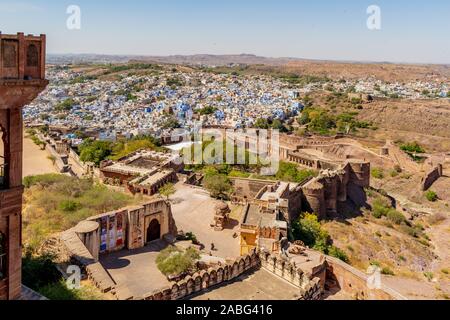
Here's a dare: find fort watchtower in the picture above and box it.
[0,32,48,300]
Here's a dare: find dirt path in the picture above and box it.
[428,217,450,289]
[23,137,59,177]
[67,155,85,177]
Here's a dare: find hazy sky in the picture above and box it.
[0,0,449,63]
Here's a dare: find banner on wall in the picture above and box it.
[100,216,108,253]
[108,215,116,250]
[116,212,124,247]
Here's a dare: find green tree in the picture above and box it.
[162,116,181,129]
[275,162,317,183]
[156,246,200,276]
[203,174,233,200]
[166,77,184,87]
[297,112,310,125]
[198,106,217,115]
[302,95,313,108]
[371,168,384,180]
[291,213,330,250]
[159,183,176,201]
[126,92,137,101]
[78,140,113,166]
[291,213,349,262]
[400,142,426,154]
[308,110,336,134]
[55,98,75,112]
[386,209,406,225]
[254,118,270,129]
[425,190,438,202]
[371,197,392,219]
[271,119,289,132]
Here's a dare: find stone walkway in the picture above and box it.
[61,230,115,293]
[19,286,48,300]
[170,184,241,259]
[22,137,59,177]
[190,269,301,300]
[100,240,171,300]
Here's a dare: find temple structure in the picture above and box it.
[0,33,48,300]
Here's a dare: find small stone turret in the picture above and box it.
[73,221,100,262]
[318,170,340,216]
[211,202,231,231]
[347,161,370,188]
[302,180,325,219]
[337,169,349,202]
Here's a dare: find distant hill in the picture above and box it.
[133,54,302,66]
[47,53,450,82]
[47,53,299,66]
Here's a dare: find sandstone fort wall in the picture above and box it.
[139,251,261,301]
[421,164,443,191]
[325,256,406,300]
[259,250,324,300]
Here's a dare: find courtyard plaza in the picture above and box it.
[100,240,170,299]
[99,182,242,299]
[170,183,241,259]
[190,268,301,300]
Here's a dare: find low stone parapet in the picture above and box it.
[141,250,260,300]
[60,230,116,293]
[259,250,324,300]
[421,164,443,191]
[325,255,407,300]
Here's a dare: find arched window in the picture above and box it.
[0,232,6,280]
[2,41,17,68]
[26,44,39,67]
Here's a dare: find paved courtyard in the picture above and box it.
[99,183,242,299]
[190,269,301,300]
[170,184,241,259]
[100,240,171,299]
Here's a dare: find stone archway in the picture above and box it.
[26,44,39,67]
[146,219,161,243]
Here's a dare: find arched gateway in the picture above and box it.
[146,219,161,242]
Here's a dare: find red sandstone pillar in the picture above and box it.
[39,34,46,79]
[17,33,25,80]
[7,109,24,300]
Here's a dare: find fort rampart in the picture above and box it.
[420,164,443,191]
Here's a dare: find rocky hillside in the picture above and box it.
[358,99,450,139]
